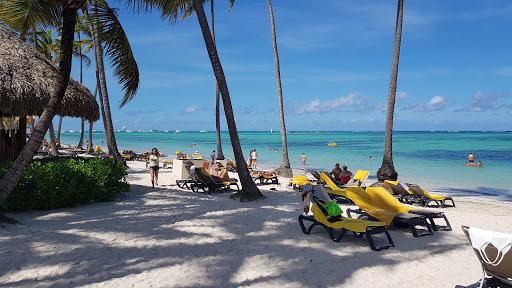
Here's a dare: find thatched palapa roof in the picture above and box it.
[0,26,99,122]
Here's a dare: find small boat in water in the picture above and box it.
[200,130,208,132]
[328,142,337,146]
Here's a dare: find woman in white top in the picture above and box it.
[144,148,164,187]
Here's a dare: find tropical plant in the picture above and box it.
[266,0,292,178]
[0,0,140,204]
[0,0,84,205]
[0,157,129,211]
[377,0,404,182]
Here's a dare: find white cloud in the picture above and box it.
[294,92,364,114]
[459,91,510,112]
[184,105,198,113]
[409,96,450,112]
[396,91,409,99]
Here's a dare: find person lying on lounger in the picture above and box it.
[211,162,230,182]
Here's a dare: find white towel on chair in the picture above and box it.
[468,226,512,266]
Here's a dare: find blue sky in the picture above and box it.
[60,0,512,131]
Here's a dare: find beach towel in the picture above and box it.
[468,227,512,266]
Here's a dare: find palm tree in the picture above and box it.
[266,0,292,178]
[0,0,84,204]
[86,0,140,161]
[377,0,404,182]
[211,0,225,160]
[179,0,232,161]
[0,0,140,203]
[190,0,263,200]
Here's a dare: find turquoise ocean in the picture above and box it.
[57,131,512,200]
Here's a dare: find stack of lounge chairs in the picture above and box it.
[251,171,279,185]
[384,180,456,208]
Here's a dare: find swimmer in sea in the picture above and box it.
[468,153,475,163]
[478,161,483,167]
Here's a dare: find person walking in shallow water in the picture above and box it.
[144,148,164,187]
[300,153,307,170]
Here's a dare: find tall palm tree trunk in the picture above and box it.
[377,0,403,182]
[211,0,224,160]
[192,0,262,201]
[267,0,292,178]
[87,81,99,154]
[0,5,79,204]
[48,122,59,156]
[77,118,85,149]
[77,35,85,149]
[57,116,63,146]
[87,120,94,153]
[89,0,121,161]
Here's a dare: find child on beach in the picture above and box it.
[144,148,164,188]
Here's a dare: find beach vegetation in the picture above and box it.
[0,0,140,205]
[0,157,129,212]
[377,0,403,182]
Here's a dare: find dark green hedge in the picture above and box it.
[0,157,130,211]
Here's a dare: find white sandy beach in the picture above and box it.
[1,160,511,288]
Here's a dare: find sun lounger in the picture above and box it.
[462,225,512,288]
[191,152,202,160]
[299,185,394,251]
[250,171,279,185]
[306,169,323,184]
[366,186,451,231]
[384,180,423,206]
[406,183,456,208]
[226,159,237,172]
[320,172,354,204]
[346,170,370,187]
[344,186,433,237]
[291,175,313,191]
[191,167,238,194]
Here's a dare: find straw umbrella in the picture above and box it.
[0,25,99,162]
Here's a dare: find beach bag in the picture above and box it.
[313,196,342,217]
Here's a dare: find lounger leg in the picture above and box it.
[365,227,395,251]
[334,229,347,242]
[428,214,452,232]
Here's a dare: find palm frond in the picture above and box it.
[0,0,61,35]
[93,1,140,106]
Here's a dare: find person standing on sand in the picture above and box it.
[144,148,164,188]
[252,149,259,169]
[247,150,253,168]
[330,163,343,181]
[300,153,307,170]
[211,150,216,164]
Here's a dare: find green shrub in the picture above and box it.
[0,157,130,211]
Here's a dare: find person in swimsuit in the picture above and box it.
[144,148,164,187]
[252,149,258,169]
[211,162,230,182]
[300,153,307,170]
[468,153,475,163]
[339,165,353,184]
[330,163,343,182]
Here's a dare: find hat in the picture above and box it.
[342,165,347,170]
